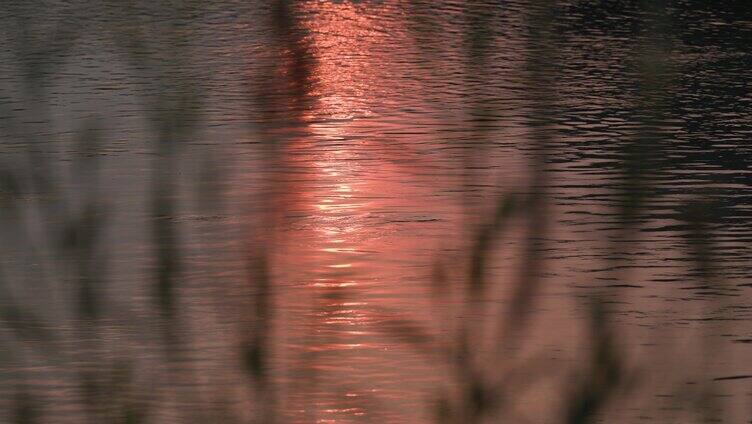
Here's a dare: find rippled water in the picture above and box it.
[2,1,752,423]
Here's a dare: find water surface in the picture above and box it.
[2,1,752,422]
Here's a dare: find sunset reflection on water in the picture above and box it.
[266,3,444,422]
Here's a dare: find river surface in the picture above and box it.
[1,1,752,423]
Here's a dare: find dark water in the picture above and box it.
[2,1,752,423]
